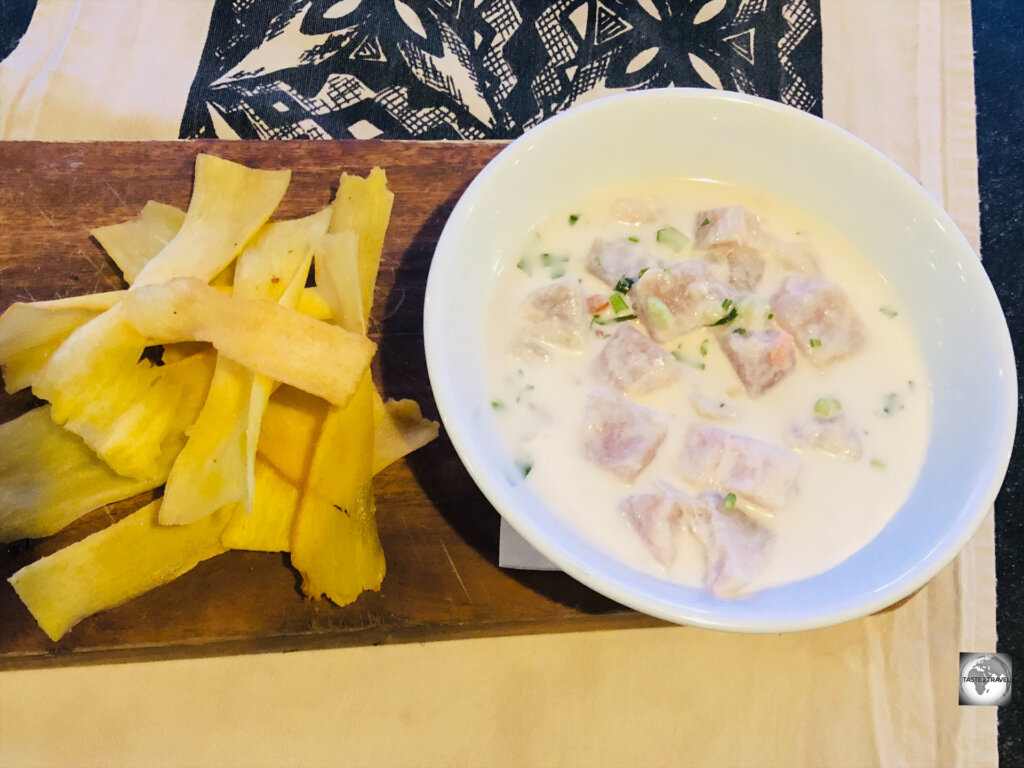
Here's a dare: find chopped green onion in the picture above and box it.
[672,348,705,369]
[766,311,775,320]
[656,226,691,253]
[591,313,637,326]
[609,292,629,314]
[870,459,886,469]
[613,276,635,294]
[814,397,842,419]
[491,400,505,410]
[646,296,674,331]
[550,264,566,279]
[880,305,898,318]
[638,267,650,279]
[568,213,580,225]
[671,348,683,361]
[721,298,734,310]
[516,257,533,275]
[733,328,747,336]
[628,236,639,243]
[517,460,533,478]
[882,392,904,415]
[723,493,737,510]
[700,217,711,227]
[708,307,738,327]
[809,338,822,348]
[699,339,709,356]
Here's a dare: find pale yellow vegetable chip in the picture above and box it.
[220,459,298,553]
[372,394,440,475]
[0,351,214,542]
[291,370,384,605]
[132,154,290,288]
[329,168,394,324]
[122,278,376,407]
[91,201,185,284]
[9,499,232,641]
[0,292,124,393]
[159,356,249,526]
[34,306,185,479]
[314,231,363,333]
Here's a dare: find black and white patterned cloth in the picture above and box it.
[179,0,821,140]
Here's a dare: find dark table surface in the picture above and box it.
[973,1,1023,764]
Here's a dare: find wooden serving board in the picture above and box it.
[0,141,663,669]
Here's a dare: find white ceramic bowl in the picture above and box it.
[423,89,1017,632]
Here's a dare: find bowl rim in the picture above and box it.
[423,87,1018,633]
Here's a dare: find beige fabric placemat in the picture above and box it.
[0,1,997,766]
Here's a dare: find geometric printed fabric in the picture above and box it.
[180,0,822,140]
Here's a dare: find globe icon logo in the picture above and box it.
[960,654,1012,706]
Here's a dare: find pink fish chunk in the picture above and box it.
[694,206,762,250]
[788,414,863,460]
[619,492,682,567]
[632,261,734,343]
[721,247,765,291]
[770,275,865,366]
[678,424,800,510]
[592,324,680,396]
[515,281,586,353]
[582,388,668,483]
[585,238,657,286]
[717,328,796,397]
[681,491,773,597]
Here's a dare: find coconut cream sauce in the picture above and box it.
[485,179,929,594]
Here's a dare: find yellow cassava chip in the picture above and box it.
[91,201,185,284]
[0,292,125,393]
[328,168,394,324]
[122,278,376,407]
[132,154,290,288]
[372,394,440,475]
[9,499,232,641]
[34,306,183,479]
[220,459,298,553]
[314,232,363,333]
[291,370,384,604]
[159,356,249,525]
[0,351,215,542]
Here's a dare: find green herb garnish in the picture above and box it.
[628,236,639,243]
[699,339,709,356]
[708,307,738,327]
[609,292,629,314]
[814,397,841,419]
[880,306,898,318]
[723,493,737,510]
[638,267,649,279]
[722,298,734,310]
[591,314,637,326]
[882,392,904,415]
[733,328,747,336]
[613,276,635,294]
[516,257,533,275]
[809,338,822,348]
[767,311,775,320]
[700,217,710,227]
[491,400,505,410]
[870,459,886,469]
[568,213,580,225]
[517,460,533,478]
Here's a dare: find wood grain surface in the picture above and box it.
[0,141,662,669]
